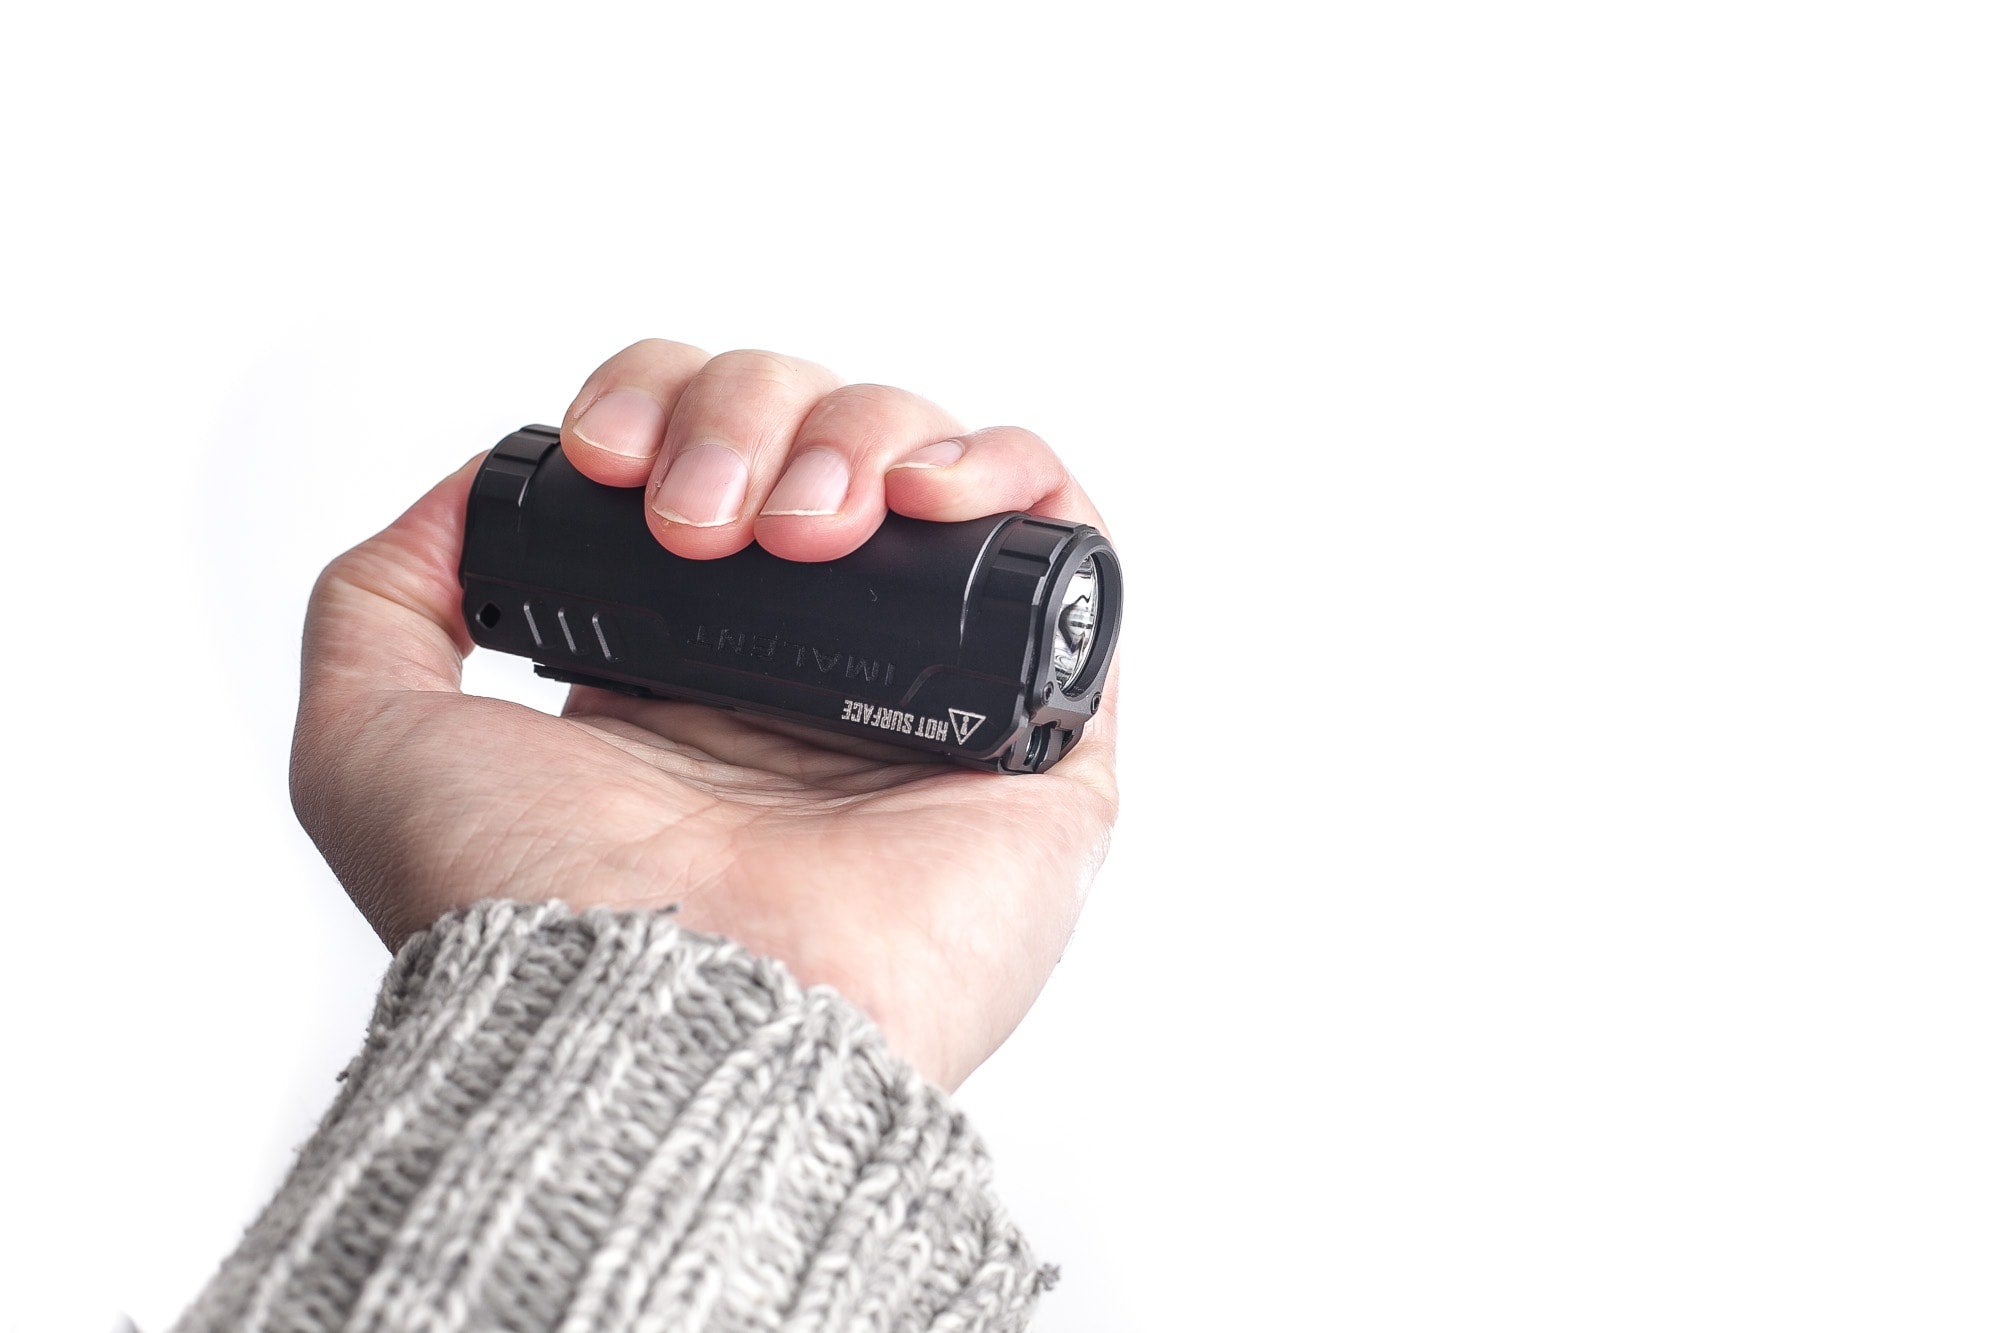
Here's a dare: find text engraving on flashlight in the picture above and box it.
[840,699,984,745]
[691,624,896,687]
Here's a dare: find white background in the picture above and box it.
[3,3,1996,1329]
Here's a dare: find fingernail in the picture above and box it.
[572,390,666,460]
[653,441,749,527]
[888,439,965,471]
[761,450,851,516]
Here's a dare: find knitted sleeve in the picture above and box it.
[171,899,1051,1332]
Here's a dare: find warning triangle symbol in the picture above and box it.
[947,708,986,745]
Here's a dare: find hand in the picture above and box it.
[290,341,1119,1089]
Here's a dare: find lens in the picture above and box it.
[1050,556,1100,693]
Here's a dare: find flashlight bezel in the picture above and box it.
[1037,543,1119,710]
[990,526,1119,771]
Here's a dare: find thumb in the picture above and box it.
[300,454,484,713]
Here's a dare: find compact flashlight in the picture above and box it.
[459,426,1121,773]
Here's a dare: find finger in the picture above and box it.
[883,425,1109,533]
[646,349,841,559]
[560,338,710,487]
[885,425,1121,789]
[751,383,964,561]
[299,454,484,723]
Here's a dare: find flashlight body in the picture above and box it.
[459,426,1119,773]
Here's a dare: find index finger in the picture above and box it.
[559,338,710,488]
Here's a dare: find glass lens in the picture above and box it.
[1050,556,1099,693]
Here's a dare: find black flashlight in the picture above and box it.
[458,426,1120,773]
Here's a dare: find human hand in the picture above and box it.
[290,341,1119,1089]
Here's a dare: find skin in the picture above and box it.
[290,340,1120,1090]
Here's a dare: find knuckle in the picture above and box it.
[991,424,1052,453]
[586,339,706,394]
[823,381,914,411]
[701,347,819,390]
[803,383,939,446]
[624,337,704,364]
[309,548,361,605]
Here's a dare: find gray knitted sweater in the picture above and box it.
[173,900,1050,1331]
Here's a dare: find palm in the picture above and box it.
[343,683,1115,1086]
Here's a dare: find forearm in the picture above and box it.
[174,900,1049,1332]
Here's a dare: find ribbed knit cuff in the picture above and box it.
[173,900,1050,1332]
